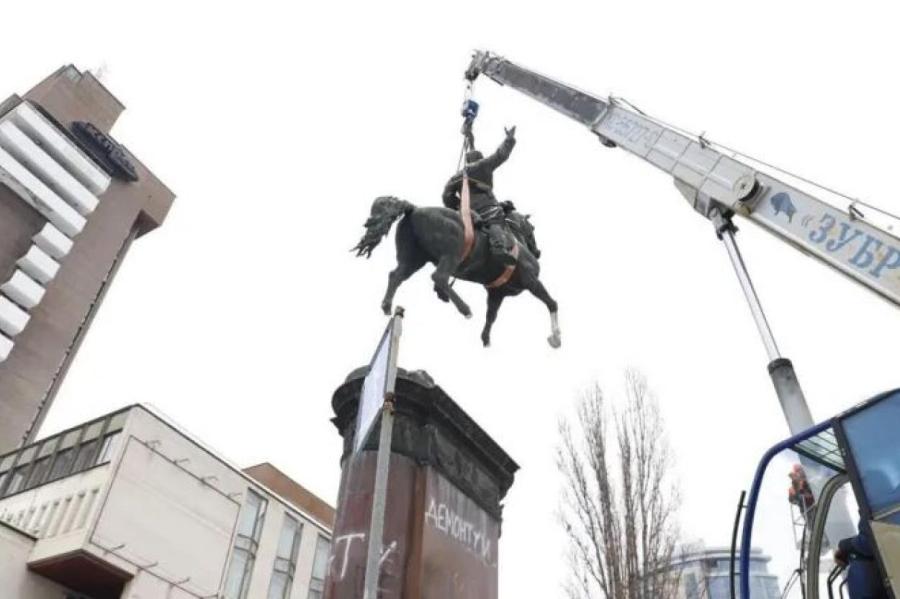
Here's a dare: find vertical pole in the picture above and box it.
[363,400,395,599]
[710,210,814,434]
[729,490,746,599]
[363,308,404,599]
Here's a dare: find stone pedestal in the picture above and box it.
[326,368,518,599]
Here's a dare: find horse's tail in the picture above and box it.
[352,195,415,258]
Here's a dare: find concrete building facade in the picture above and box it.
[0,66,174,452]
[0,405,334,599]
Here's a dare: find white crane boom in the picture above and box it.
[466,51,900,308]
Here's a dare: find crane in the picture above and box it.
[463,51,900,598]
[464,50,900,436]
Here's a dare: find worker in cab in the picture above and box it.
[835,470,892,599]
[834,517,889,599]
[442,124,519,266]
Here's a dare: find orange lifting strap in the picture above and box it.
[486,242,519,288]
[460,175,519,287]
[460,175,476,260]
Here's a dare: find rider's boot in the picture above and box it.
[488,224,517,266]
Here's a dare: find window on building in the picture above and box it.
[2,445,37,497]
[0,410,131,498]
[684,572,700,599]
[106,411,128,433]
[48,429,82,481]
[96,432,121,464]
[268,566,290,599]
[307,535,331,599]
[224,490,268,599]
[21,437,63,491]
[748,558,766,573]
[762,576,780,599]
[0,454,15,489]
[268,515,304,599]
[49,448,76,481]
[25,456,51,490]
[707,576,729,599]
[5,464,29,495]
[19,445,38,463]
[71,439,99,472]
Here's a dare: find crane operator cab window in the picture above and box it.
[736,389,900,599]
[841,391,900,597]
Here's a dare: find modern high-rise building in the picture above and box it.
[670,545,781,599]
[0,66,174,452]
[0,404,335,599]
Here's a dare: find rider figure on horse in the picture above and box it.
[442,118,520,266]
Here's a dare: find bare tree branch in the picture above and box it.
[558,371,682,599]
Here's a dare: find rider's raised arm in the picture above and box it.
[442,174,462,210]
[482,128,516,171]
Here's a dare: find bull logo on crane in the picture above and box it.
[770,192,797,222]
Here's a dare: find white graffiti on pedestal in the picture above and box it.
[424,498,493,565]
[328,532,397,581]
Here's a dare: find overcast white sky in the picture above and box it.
[6,1,900,596]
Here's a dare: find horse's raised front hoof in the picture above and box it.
[548,334,562,349]
[481,334,491,347]
[436,290,449,303]
[381,301,392,315]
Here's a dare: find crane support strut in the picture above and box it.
[711,210,781,362]
[710,208,814,433]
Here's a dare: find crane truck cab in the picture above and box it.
[736,389,900,598]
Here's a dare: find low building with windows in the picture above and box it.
[670,545,781,599]
[0,405,334,599]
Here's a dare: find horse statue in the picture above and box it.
[353,196,561,348]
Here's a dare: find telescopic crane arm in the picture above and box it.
[466,51,900,308]
[465,51,876,549]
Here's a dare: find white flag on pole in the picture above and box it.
[354,320,397,453]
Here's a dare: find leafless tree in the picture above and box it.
[558,369,682,599]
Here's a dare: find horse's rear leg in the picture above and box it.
[432,255,471,318]
[524,278,561,348]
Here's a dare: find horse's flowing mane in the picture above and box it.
[352,196,414,258]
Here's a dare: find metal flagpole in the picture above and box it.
[362,307,404,599]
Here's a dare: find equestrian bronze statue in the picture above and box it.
[353,125,561,348]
